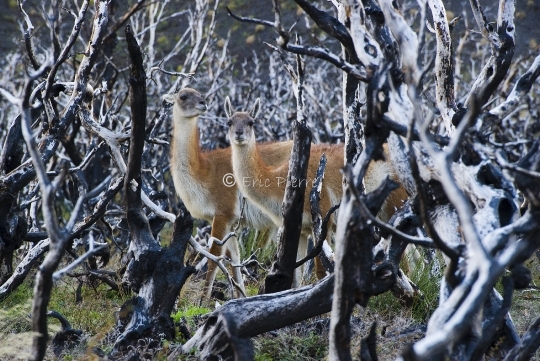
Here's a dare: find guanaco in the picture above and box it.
[226,96,408,283]
[165,88,293,300]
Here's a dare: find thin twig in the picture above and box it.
[188,237,246,297]
[344,168,435,248]
[213,197,246,246]
[53,233,107,281]
[496,152,540,179]
[150,59,194,82]
[296,203,340,268]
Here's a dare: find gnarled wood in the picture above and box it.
[112,26,196,354]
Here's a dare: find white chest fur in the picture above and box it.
[232,145,283,227]
[170,117,214,221]
[172,162,213,220]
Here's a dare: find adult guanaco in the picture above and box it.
[226,96,408,283]
[165,88,293,300]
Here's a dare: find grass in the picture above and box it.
[240,228,277,266]
[254,326,328,361]
[0,282,34,335]
[172,305,211,333]
[48,281,129,335]
[407,262,441,323]
[368,251,441,324]
[0,275,130,360]
[3,232,540,360]
[0,282,35,360]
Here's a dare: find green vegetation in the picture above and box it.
[240,228,276,263]
[172,305,211,322]
[49,283,128,335]
[0,282,33,335]
[3,234,540,359]
[172,305,211,333]
[368,254,441,323]
[0,278,130,359]
[408,263,441,323]
[254,329,328,361]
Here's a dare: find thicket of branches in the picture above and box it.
[0,0,539,360]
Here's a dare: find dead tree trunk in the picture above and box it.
[111,25,195,354]
[263,120,311,293]
[120,24,161,294]
[329,71,398,361]
[26,4,110,360]
[181,185,400,360]
[113,212,195,353]
[264,54,312,294]
[180,276,334,359]
[503,315,540,361]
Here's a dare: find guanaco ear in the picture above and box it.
[163,93,175,104]
[224,96,233,119]
[249,98,261,119]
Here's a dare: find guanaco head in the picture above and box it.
[163,88,207,119]
[225,96,260,146]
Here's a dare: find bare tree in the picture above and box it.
[264,53,313,294]
[187,0,540,360]
[1,0,540,360]
[0,0,219,358]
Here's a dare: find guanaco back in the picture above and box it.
[226,97,408,282]
[165,88,293,300]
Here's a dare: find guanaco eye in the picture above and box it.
[227,121,232,127]
[248,121,254,127]
[180,95,188,101]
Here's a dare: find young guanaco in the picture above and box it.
[226,97,408,283]
[165,88,293,300]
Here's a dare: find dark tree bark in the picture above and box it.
[182,210,400,360]
[0,0,105,197]
[343,73,362,165]
[187,312,255,361]
[221,312,255,361]
[112,25,196,354]
[359,322,378,361]
[503,316,540,361]
[27,4,111,359]
[329,71,394,361]
[264,121,311,293]
[328,179,381,361]
[295,155,338,273]
[0,176,123,301]
[124,27,147,212]
[293,0,357,60]
[113,211,196,353]
[468,277,517,360]
[47,311,83,357]
[0,100,40,283]
[264,55,312,294]
[0,114,26,175]
[121,23,161,293]
[515,140,540,208]
[375,197,424,307]
[180,275,334,359]
[0,192,27,284]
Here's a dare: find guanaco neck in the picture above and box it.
[170,103,205,174]
[232,139,253,177]
[231,138,273,192]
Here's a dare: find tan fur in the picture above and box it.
[166,88,292,300]
[226,100,341,283]
[226,97,408,283]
